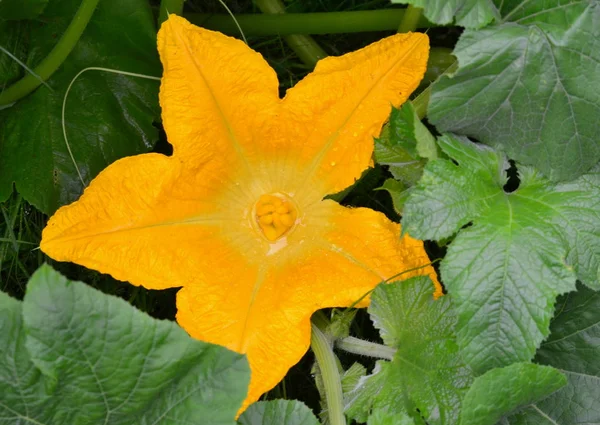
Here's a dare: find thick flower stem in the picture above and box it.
[311,321,346,425]
[397,5,423,33]
[254,0,327,67]
[0,0,100,106]
[336,336,396,360]
[186,9,432,36]
[159,0,184,25]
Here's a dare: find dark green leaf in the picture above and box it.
[238,400,320,425]
[429,1,600,181]
[403,135,599,373]
[0,20,29,85]
[345,277,474,425]
[0,264,250,425]
[390,0,500,29]
[460,363,566,425]
[0,0,160,214]
[0,0,48,20]
[505,285,600,424]
[375,103,437,187]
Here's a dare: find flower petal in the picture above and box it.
[175,200,441,411]
[291,200,443,306]
[158,15,280,166]
[40,153,259,290]
[280,33,429,198]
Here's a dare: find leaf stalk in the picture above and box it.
[336,336,396,360]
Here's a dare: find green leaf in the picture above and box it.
[345,361,391,423]
[505,285,600,424]
[403,135,600,373]
[0,21,29,85]
[376,178,408,214]
[390,0,500,29]
[459,363,566,425]
[345,277,474,425]
[0,0,160,214]
[327,308,358,340]
[0,264,250,425]
[368,408,419,425]
[0,0,48,20]
[238,400,320,425]
[375,103,437,188]
[429,1,600,181]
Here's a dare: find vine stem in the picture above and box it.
[0,0,100,106]
[311,321,346,425]
[397,5,423,33]
[336,336,396,360]
[254,0,327,67]
[186,9,432,36]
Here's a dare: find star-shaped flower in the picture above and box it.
[41,15,441,410]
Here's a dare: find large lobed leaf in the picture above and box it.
[0,0,160,214]
[345,277,474,425]
[429,0,600,181]
[505,284,600,424]
[402,135,599,374]
[0,265,250,425]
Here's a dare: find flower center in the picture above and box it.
[254,193,298,241]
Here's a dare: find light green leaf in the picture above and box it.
[505,285,600,424]
[327,308,358,340]
[368,408,419,425]
[403,135,599,373]
[0,264,250,425]
[459,363,566,425]
[390,0,500,29]
[0,0,48,20]
[429,0,600,181]
[375,102,437,188]
[238,400,320,425]
[376,178,408,214]
[0,0,160,214]
[345,361,392,423]
[345,277,474,425]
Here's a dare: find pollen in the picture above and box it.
[254,194,298,241]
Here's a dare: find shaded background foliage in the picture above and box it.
[0,0,598,423]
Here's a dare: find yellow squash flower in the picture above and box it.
[41,15,441,410]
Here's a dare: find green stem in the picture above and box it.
[311,321,346,425]
[159,0,184,25]
[254,0,327,67]
[186,9,432,36]
[0,0,100,106]
[336,336,396,360]
[397,5,423,33]
[413,60,457,120]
